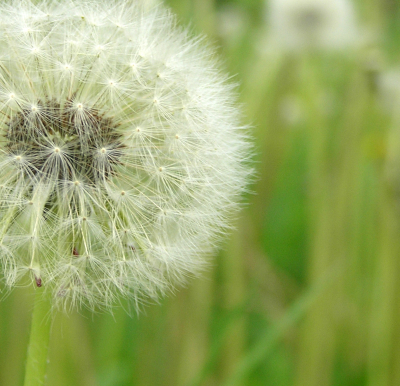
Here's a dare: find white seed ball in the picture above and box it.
[0,0,251,311]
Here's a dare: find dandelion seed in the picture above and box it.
[0,0,251,311]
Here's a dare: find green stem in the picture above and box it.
[24,287,52,386]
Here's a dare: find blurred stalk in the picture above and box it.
[297,54,372,386]
[243,49,293,237]
[385,95,400,386]
[218,223,247,385]
[367,182,399,386]
[331,65,371,373]
[367,96,400,386]
[176,273,213,386]
[294,54,338,386]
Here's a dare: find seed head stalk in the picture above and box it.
[24,286,52,386]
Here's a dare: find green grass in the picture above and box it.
[2,0,400,385]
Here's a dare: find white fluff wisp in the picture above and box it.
[0,0,251,310]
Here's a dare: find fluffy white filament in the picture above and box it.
[0,0,251,310]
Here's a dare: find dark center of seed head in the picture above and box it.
[5,98,123,183]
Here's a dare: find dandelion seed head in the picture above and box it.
[0,0,251,311]
[267,0,358,51]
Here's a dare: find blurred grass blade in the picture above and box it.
[221,265,341,386]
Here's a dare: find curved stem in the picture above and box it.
[23,287,52,386]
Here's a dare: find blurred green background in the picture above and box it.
[3,0,400,385]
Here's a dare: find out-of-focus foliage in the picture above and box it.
[2,0,400,385]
